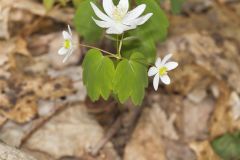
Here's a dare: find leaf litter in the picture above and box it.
[0,0,240,159]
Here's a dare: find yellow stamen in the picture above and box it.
[64,39,71,49]
[112,7,125,22]
[159,67,167,76]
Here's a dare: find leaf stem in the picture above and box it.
[118,34,124,58]
[78,43,120,59]
[116,35,119,56]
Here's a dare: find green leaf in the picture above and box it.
[123,0,168,64]
[43,0,55,11]
[170,0,185,14]
[83,49,115,101]
[133,0,169,42]
[211,131,240,160]
[113,53,148,105]
[122,39,156,64]
[73,0,103,43]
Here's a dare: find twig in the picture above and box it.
[79,43,120,59]
[19,102,79,148]
[89,105,143,156]
[90,115,122,156]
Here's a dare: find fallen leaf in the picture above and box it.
[0,142,37,160]
[0,115,7,127]
[210,81,240,138]
[36,77,74,100]
[14,37,31,56]
[124,105,167,160]
[0,79,12,109]
[190,140,221,160]
[229,92,240,120]
[0,6,10,39]
[163,139,196,160]
[183,97,215,141]
[1,96,38,123]
[25,104,120,159]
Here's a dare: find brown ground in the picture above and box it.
[0,0,240,160]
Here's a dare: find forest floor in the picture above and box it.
[0,0,240,160]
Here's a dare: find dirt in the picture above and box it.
[0,0,240,160]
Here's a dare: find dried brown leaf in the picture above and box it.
[36,77,74,99]
[124,105,167,160]
[0,6,10,39]
[0,80,12,109]
[166,64,214,95]
[14,37,31,56]
[0,115,7,127]
[1,96,37,123]
[210,81,240,138]
[189,140,221,160]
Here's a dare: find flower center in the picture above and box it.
[159,67,167,76]
[112,7,126,22]
[64,39,71,49]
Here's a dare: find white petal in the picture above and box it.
[160,75,170,85]
[105,21,136,34]
[103,0,115,17]
[90,2,112,22]
[126,13,153,26]
[136,13,153,25]
[165,62,178,71]
[123,4,146,23]
[121,24,136,32]
[106,22,130,34]
[62,31,71,40]
[117,0,129,14]
[92,17,112,28]
[67,25,72,36]
[58,47,68,55]
[161,54,172,65]
[106,27,123,34]
[63,48,74,63]
[148,66,158,77]
[155,57,161,68]
[153,74,160,91]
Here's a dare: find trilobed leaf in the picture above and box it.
[113,53,148,105]
[73,0,103,43]
[133,0,169,42]
[83,49,115,101]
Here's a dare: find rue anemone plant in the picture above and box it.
[57,0,179,105]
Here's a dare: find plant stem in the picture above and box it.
[118,34,124,58]
[116,35,119,55]
[79,43,119,59]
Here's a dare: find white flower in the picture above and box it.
[58,25,74,63]
[148,54,178,91]
[90,0,153,34]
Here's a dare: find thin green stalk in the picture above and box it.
[79,43,119,59]
[116,35,119,56]
[118,34,124,58]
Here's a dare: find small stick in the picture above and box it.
[19,102,78,148]
[89,105,143,156]
[90,115,122,156]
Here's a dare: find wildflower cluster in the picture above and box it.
[58,0,178,105]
